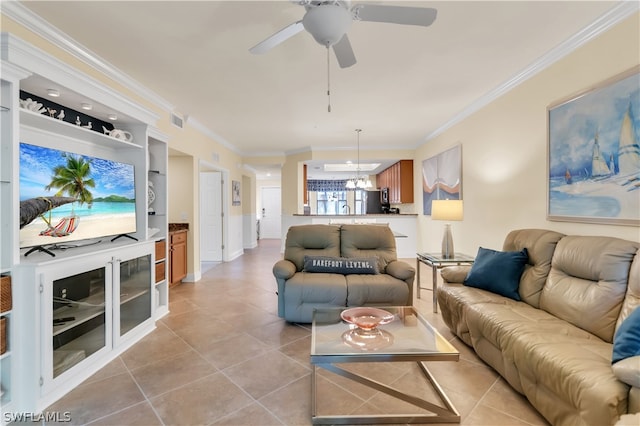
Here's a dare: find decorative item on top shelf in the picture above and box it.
[0,275,11,313]
[102,127,133,142]
[19,90,115,135]
[19,97,46,114]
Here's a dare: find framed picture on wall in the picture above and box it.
[232,180,241,206]
[422,144,462,215]
[547,66,639,226]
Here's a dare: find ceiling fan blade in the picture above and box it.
[332,34,357,68]
[249,21,304,54]
[354,5,437,27]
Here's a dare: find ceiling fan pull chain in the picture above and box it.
[327,46,331,113]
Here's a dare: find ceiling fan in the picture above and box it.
[249,0,438,68]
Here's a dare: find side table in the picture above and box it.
[416,253,475,313]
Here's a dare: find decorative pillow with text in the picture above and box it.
[303,256,379,275]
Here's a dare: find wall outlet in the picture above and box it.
[180,212,188,221]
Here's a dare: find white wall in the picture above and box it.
[416,13,640,255]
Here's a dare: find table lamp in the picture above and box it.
[431,200,464,259]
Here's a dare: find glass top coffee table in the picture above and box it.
[311,306,461,424]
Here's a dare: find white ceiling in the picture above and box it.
[14,0,625,179]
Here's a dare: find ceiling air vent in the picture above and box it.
[171,113,184,129]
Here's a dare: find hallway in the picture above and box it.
[45,239,548,425]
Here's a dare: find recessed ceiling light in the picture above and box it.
[107,114,117,121]
[47,89,60,97]
[81,103,93,111]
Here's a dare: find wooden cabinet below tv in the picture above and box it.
[169,230,187,286]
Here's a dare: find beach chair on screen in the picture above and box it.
[40,216,79,237]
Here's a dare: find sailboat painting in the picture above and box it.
[548,67,640,225]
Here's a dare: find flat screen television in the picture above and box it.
[19,142,136,251]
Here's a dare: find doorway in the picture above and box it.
[200,171,223,273]
[260,187,281,239]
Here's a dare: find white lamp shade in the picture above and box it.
[431,200,463,221]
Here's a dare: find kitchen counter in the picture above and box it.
[168,223,189,232]
[292,213,418,217]
[283,214,417,258]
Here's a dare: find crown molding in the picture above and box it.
[188,117,241,155]
[0,59,31,82]
[2,1,174,113]
[1,33,159,125]
[148,126,169,143]
[422,1,639,144]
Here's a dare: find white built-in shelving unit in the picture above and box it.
[1,33,169,416]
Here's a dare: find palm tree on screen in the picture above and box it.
[45,153,95,209]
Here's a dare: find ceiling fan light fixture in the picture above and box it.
[302,4,352,46]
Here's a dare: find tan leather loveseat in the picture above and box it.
[437,229,640,426]
[273,224,415,323]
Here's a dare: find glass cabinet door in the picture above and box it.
[52,267,106,378]
[118,254,152,337]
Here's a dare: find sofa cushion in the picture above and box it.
[303,256,379,274]
[284,225,341,271]
[283,272,347,323]
[466,301,628,426]
[340,224,397,272]
[502,229,565,308]
[540,236,640,342]
[511,328,628,426]
[617,248,640,331]
[612,355,640,387]
[463,247,528,301]
[346,274,409,306]
[436,281,507,346]
[612,307,640,364]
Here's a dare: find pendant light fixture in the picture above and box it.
[346,129,372,189]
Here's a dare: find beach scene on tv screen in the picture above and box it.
[19,142,136,248]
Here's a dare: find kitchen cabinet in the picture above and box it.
[169,231,187,286]
[377,160,414,203]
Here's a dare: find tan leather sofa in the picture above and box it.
[437,229,640,426]
[273,224,415,323]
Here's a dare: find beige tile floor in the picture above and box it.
[45,239,550,426]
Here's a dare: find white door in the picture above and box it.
[200,172,222,261]
[260,187,281,239]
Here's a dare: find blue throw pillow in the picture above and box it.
[303,256,379,275]
[612,307,640,364]
[463,247,529,301]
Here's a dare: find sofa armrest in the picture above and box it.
[386,260,415,306]
[612,356,640,388]
[273,259,297,280]
[385,260,415,281]
[441,265,472,284]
